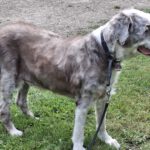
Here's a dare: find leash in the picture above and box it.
[87,32,114,150]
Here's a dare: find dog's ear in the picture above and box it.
[117,13,132,46]
[116,13,133,46]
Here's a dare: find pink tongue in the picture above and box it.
[138,47,150,56]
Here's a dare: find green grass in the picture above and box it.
[143,8,150,13]
[0,55,149,150]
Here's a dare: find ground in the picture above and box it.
[0,0,150,36]
[0,0,150,150]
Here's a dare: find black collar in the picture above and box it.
[100,32,122,70]
[100,32,113,59]
[100,32,122,86]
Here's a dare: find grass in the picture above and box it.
[143,8,150,13]
[0,55,149,150]
[0,8,150,149]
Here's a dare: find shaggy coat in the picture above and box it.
[0,23,108,96]
[0,9,150,150]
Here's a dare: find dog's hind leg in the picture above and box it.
[16,83,34,118]
[0,67,23,136]
[95,95,120,150]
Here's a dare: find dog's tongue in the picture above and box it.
[137,46,150,56]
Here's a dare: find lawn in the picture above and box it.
[0,8,150,150]
[0,54,149,150]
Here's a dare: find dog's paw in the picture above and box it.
[105,138,120,150]
[73,143,86,150]
[26,110,35,118]
[9,128,23,137]
[110,88,117,95]
[26,111,40,120]
[98,131,120,150]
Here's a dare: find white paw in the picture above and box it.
[98,131,120,150]
[73,143,86,150]
[34,117,40,120]
[26,111,40,120]
[110,88,117,95]
[26,111,34,118]
[9,128,23,137]
[106,138,120,150]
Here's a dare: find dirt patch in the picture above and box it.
[0,0,150,36]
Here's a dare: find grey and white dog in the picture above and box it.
[0,8,150,150]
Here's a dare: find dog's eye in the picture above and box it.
[146,24,150,32]
[147,24,150,29]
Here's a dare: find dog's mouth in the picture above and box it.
[137,46,150,56]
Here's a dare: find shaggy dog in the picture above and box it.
[0,9,150,150]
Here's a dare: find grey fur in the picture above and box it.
[0,8,150,150]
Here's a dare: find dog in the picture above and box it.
[0,8,150,150]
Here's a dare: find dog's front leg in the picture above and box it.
[72,98,91,150]
[95,95,120,150]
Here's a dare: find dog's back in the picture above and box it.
[0,22,63,88]
[0,22,87,95]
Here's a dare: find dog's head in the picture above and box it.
[109,9,150,57]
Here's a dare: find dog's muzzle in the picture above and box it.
[137,46,150,56]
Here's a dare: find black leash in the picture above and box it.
[87,32,114,150]
[87,102,110,150]
[100,31,114,86]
